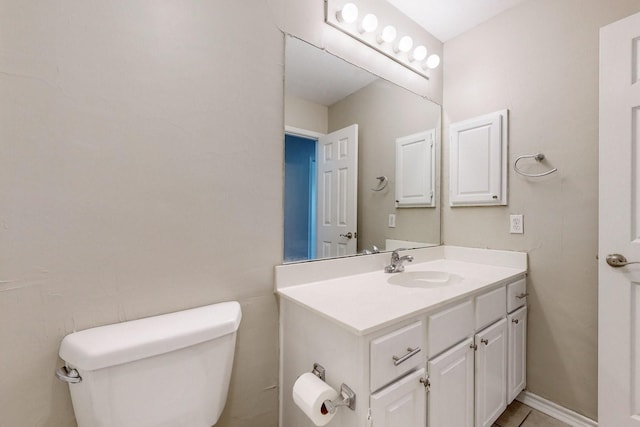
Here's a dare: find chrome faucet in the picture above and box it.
[384,249,414,273]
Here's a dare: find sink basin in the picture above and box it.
[387,271,463,288]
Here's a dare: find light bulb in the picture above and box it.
[410,45,427,62]
[336,3,358,24]
[395,35,413,53]
[377,25,397,44]
[359,13,378,33]
[425,54,441,69]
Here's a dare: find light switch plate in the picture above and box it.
[388,214,396,228]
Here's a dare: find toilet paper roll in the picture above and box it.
[292,372,339,426]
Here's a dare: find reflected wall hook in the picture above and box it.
[371,176,389,191]
[513,153,558,177]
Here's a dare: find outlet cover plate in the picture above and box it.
[510,214,524,234]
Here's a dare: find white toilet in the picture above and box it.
[56,301,242,427]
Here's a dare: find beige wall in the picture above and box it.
[0,1,283,426]
[442,0,640,419]
[284,95,328,134]
[0,1,444,426]
[329,80,441,251]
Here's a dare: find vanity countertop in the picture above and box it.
[276,247,527,336]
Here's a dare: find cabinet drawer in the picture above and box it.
[507,278,527,313]
[371,321,426,392]
[428,300,474,358]
[476,286,506,330]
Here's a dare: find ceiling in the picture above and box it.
[386,0,527,42]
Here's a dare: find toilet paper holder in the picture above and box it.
[311,363,356,413]
[324,383,356,414]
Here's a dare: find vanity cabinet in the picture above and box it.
[279,273,527,427]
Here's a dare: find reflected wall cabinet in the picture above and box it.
[449,110,508,206]
[395,130,436,208]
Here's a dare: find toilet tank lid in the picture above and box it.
[59,301,242,371]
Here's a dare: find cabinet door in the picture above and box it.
[449,110,508,206]
[508,306,527,402]
[395,130,436,207]
[370,368,426,427]
[428,338,474,427]
[475,318,508,427]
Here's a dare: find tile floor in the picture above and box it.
[492,401,571,427]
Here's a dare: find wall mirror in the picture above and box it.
[284,36,441,263]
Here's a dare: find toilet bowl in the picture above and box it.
[56,301,242,427]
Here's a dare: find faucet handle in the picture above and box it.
[391,248,407,259]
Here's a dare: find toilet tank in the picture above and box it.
[58,301,242,427]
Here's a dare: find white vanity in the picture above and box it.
[276,246,527,427]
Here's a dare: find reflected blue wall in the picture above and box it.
[284,135,316,262]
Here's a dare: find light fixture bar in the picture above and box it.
[324,0,439,79]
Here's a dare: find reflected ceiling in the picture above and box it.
[285,38,378,106]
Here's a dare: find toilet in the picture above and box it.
[56,301,242,427]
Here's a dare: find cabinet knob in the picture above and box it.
[470,343,478,351]
[480,338,489,346]
[512,318,519,324]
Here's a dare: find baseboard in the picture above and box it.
[516,391,597,427]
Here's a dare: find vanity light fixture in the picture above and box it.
[359,13,378,33]
[394,35,413,53]
[336,2,358,23]
[377,25,397,44]
[425,54,441,69]
[410,45,428,62]
[325,0,440,79]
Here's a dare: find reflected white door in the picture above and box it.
[316,124,358,259]
[599,11,640,427]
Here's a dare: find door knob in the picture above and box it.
[606,253,640,267]
[339,232,354,239]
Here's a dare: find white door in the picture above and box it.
[475,318,507,427]
[370,369,426,427]
[316,124,358,259]
[599,11,640,427]
[428,338,474,427]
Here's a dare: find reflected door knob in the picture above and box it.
[339,232,354,239]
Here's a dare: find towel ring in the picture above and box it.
[514,153,557,177]
[371,176,389,191]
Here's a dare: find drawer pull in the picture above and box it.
[516,293,529,299]
[392,347,421,366]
